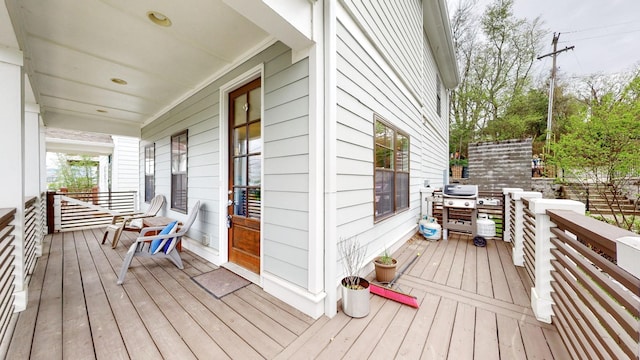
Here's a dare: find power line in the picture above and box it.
[559,28,640,43]
[560,20,639,34]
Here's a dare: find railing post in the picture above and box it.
[35,195,43,257]
[511,191,541,266]
[53,194,61,232]
[502,188,522,243]
[528,198,585,323]
[616,236,640,279]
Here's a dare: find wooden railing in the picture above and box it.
[548,210,639,360]
[50,191,137,232]
[0,208,16,349]
[23,197,38,280]
[522,198,536,286]
[503,189,640,359]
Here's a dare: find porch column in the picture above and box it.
[528,198,585,323]
[25,104,44,256]
[0,47,27,311]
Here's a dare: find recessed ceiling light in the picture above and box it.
[147,11,172,27]
[111,78,127,85]
[97,109,108,113]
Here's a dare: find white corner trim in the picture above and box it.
[25,103,40,114]
[0,46,23,66]
[262,272,326,319]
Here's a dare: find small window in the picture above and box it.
[144,144,155,203]
[436,75,442,117]
[171,130,188,212]
[374,116,410,221]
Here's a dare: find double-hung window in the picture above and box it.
[374,116,409,221]
[144,144,155,203]
[171,130,188,212]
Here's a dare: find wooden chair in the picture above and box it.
[102,194,165,248]
[117,201,200,285]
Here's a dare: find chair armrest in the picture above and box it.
[138,226,167,237]
[136,233,183,243]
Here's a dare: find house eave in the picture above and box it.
[424,0,460,89]
[46,138,114,156]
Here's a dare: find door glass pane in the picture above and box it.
[234,157,247,186]
[233,188,247,216]
[234,126,247,156]
[248,188,261,219]
[234,94,247,126]
[248,155,261,186]
[248,122,261,154]
[249,87,261,121]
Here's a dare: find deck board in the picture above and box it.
[62,232,95,359]
[31,231,63,359]
[7,229,569,359]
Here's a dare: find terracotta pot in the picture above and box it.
[374,257,397,283]
[341,277,370,318]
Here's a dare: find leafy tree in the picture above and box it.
[49,154,99,192]
[551,75,640,230]
[450,0,545,156]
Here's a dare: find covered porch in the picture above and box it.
[5,229,567,359]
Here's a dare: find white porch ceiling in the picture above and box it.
[5,0,273,137]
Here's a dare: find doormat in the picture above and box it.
[192,268,251,299]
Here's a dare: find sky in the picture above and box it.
[450,0,640,79]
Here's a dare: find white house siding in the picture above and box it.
[263,53,310,288]
[343,0,424,97]
[140,42,311,289]
[421,33,450,184]
[335,2,449,269]
[111,136,139,193]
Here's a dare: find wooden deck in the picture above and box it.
[6,229,569,359]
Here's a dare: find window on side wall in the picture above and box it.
[144,144,155,203]
[171,130,188,212]
[436,75,442,117]
[374,116,410,221]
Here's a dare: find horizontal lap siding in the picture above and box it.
[422,36,449,182]
[141,42,299,257]
[112,136,140,192]
[336,1,448,265]
[345,0,423,95]
[263,52,310,288]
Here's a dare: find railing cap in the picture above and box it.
[503,187,523,195]
[512,191,543,200]
[529,198,585,214]
[616,236,640,279]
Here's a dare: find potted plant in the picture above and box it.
[373,249,397,283]
[338,236,369,318]
[450,158,468,179]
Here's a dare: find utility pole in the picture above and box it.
[537,33,574,156]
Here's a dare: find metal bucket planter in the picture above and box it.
[341,277,370,318]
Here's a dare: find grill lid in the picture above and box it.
[443,184,478,198]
